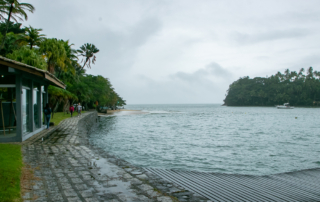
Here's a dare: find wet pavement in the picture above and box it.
[22,112,208,202]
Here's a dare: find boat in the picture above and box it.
[276,103,294,109]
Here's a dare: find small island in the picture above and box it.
[223,67,320,106]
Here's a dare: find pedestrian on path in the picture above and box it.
[77,103,82,116]
[69,105,74,117]
[44,103,52,129]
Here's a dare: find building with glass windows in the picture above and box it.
[0,56,65,143]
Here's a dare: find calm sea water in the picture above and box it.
[89,104,320,175]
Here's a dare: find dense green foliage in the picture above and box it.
[0,0,35,50]
[224,67,320,106]
[0,144,23,202]
[6,45,46,69]
[24,25,45,49]
[0,21,25,35]
[0,1,126,112]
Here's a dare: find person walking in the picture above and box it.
[44,103,52,129]
[69,105,74,117]
[77,103,82,116]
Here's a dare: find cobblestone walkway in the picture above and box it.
[22,113,180,202]
[22,113,172,202]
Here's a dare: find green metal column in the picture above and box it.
[44,85,48,125]
[15,74,22,142]
[29,80,34,132]
[37,83,41,128]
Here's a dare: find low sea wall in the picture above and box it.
[78,111,99,134]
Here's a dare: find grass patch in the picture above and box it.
[0,144,23,202]
[50,111,87,125]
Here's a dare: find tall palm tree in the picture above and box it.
[77,43,99,70]
[0,1,9,21]
[24,25,45,49]
[56,40,77,78]
[0,0,34,50]
[40,38,66,74]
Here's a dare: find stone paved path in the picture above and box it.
[22,113,180,202]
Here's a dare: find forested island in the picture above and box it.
[0,17,125,112]
[223,67,320,106]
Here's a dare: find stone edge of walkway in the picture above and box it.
[22,111,209,202]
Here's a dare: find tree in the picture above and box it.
[6,45,46,69]
[39,38,66,74]
[0,0,35,51]
[224,68,320,106]
[0,31,22,55]
[23,25,45,49]
[77,43,99,70]
[55,40,77,79]
[0,21,24,35]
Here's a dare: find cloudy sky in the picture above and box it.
[24,0,320,104]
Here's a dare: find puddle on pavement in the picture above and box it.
[90,157,138,198]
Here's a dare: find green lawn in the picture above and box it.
[0,144,22,202]
[50,111,87,126]
[0,111,87,201]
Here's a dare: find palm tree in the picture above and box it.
[77,43,99,70]
[39,38,66,74]
[56,40,77,78]
[0,0,35,50]
[0,1,9,21]
[24,26,45,49]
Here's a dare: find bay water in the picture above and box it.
[89,104,320,175]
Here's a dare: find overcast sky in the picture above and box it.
[23,0,320,104]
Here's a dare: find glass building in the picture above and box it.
[0,56,65,142]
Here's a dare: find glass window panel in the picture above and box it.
[0,87,17,139]
[22,89,30,134]
[33,89,39,129]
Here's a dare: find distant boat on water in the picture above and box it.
[276,103,294,109]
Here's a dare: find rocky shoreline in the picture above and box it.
[22,112,208,202]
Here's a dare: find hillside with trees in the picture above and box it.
[0,0,126,112]
[223,67,320,106]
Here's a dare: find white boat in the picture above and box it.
[276,103,294,109]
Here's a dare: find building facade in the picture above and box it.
[0,56,65,142]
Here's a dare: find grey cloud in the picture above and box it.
[231,29,309,45]
[277,11,320,24]
[125,74,226,104]
[90,17,162,75]
[206,63,232,77]
[285,54,320,72]
[128,18,162,47]
[171,62,232,83]
[22,0,320,104]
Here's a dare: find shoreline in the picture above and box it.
[19,111,320,201]
[98,109,148,116]
[21,112,204,202]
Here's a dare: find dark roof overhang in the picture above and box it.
[0,56,66,89]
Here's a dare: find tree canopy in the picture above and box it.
[0,0,35,50]
[0,2,126,112]
[223,67,320,106]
